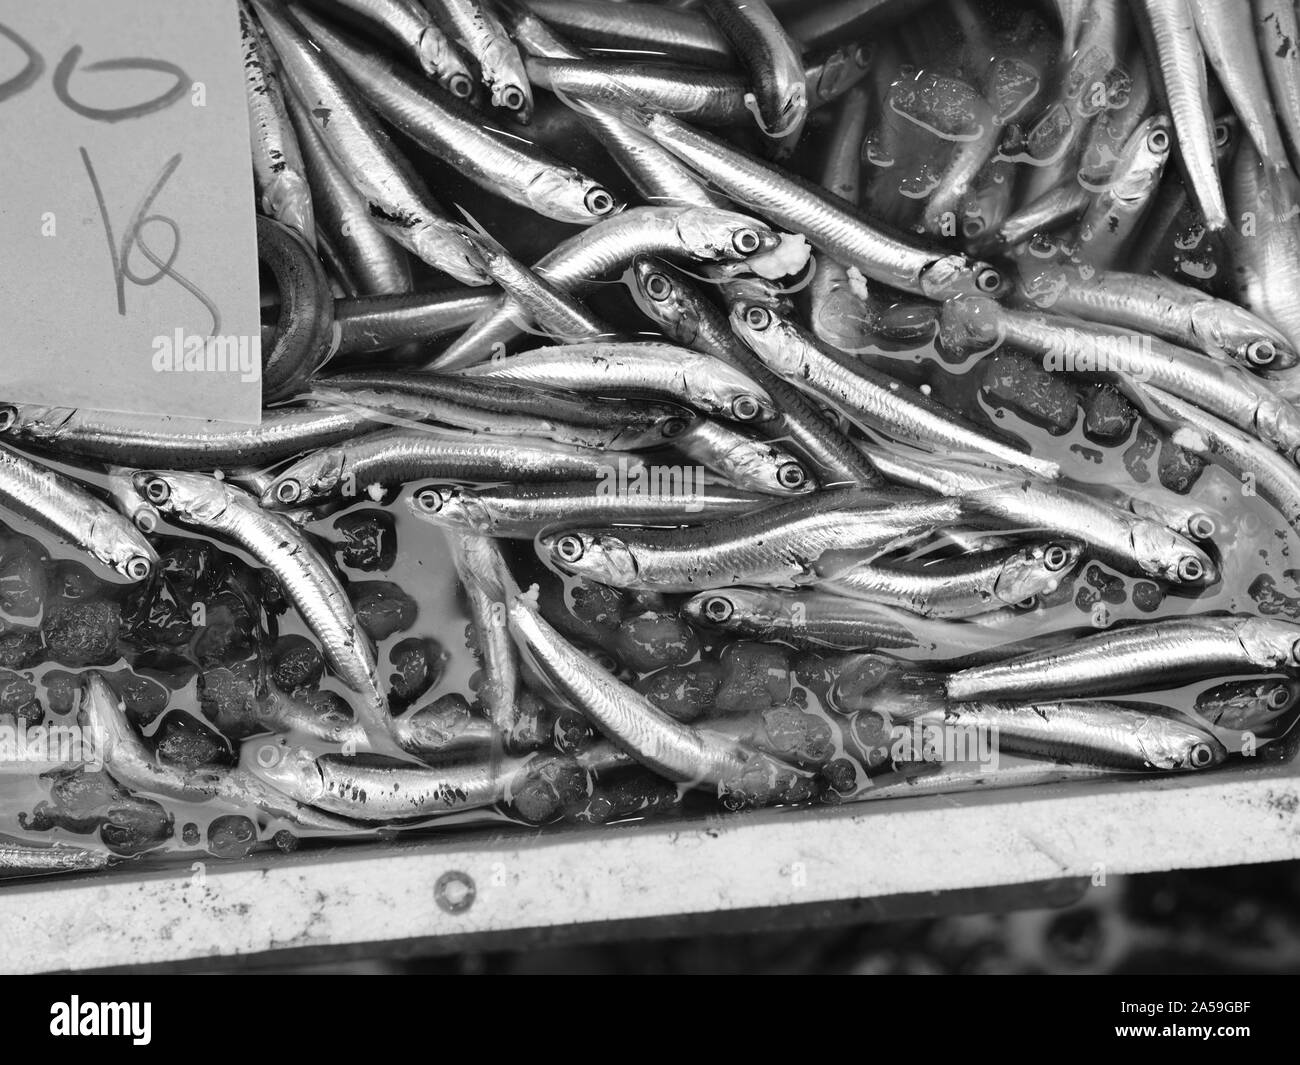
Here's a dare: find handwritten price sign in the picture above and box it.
[0,0,261,424]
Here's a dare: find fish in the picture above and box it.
[322,0,474,97]
[682,587,921,651]
[130,472,398,754]
[670,418,811,496]
[239,2,315,244]
[731,303,1059,479]
[0,444,156,582]
[461,342,776,423]
[804,40,874,107]
[296,10,619,225]
[636,111,1008,301]
[701,0,808,156]
[450,532,520,737]
[408,481,766,539]
[427,205,782,370]
[80,672,361,831]
[261,427,619,506]
[539,488,962,591]
[334,289,499,355]
[1254,0,1300,170]
[947,616,1300,701]
[990,182,1092,252]
[1135,0,1227,229]
[254,215,337,402]
[1195,676,1298,729]
[865,446,1217,585]
[0,403,378,470]
[821,540,1084,618]
[425,0,532,118]
[1015,262,1299,368]
[1072,113,1172,268]
[252,0,489,284]
[0,841,111,874]
[921,700,1228,770]
[522,0,735,66]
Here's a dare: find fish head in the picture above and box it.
[936,294,1003,355]
[613,406,697,449]
[921,255,1007,301]
[1237,618,1300,670]
[540,530,640,586]
[807,42,872,104]
[1188,301,1299,371]
[1109,115,1170,205]
[681,590,779,636]
[238,739,325,802]
[728,302,806,378]
[629,257,698,342]
[87,510,160,583]
[133,470,233,527]
[709,437,810,495]
[687,356,775,423]
[673,207,779,262]
[262,448,346,507]
[526,168,620,225]
[1136,718,1228,772]
[992,540,1082,608]
[1128,522,1217,586]
[408,483,491,533]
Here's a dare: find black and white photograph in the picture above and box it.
[0,0,1293,1010]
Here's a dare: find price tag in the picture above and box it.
[0,0,262,424]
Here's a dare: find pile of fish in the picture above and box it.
[6,0,1300,875]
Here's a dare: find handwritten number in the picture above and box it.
[0,22,43,104]
[53,46,189,123]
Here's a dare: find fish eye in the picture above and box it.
[1147,126,1170,153]
[1246,340,1276,366]
[777,462,807,490]
[555,534,585,564]
[702,596,734,622]
[1291,638,1300,666]
[975,265,1003,293]
[645,272,673,301]
[590,650,618,672]
[414,487,444,514]
[1213,122,1231,148]
[744,305,772,330]
[1188,513,1216,541]
[660,416,689,439]
[962,217,986,239]
[1016,595,1038,611]
[585,187,615,216]
[134,509,158,534]
[274,479,302,505]
[144,478,171,505]
[125,556,152,581]
[1177,556,1205,583]
[733,228,761,255]
[731,394,762,421]
[502,85,526,112]
[853,44,871,66]
[1189,742,1215,769]
[0,407,15,432]
[449,73,473,99]
[1043,543,1072,571]
[1269,685,1293,711]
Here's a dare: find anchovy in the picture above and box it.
[81,672,360,831]
[1136,0,1227,229]
[461,342,776,423]
[671,418,811,496]
[865,446,1216,585]
[427,205,781,370]
[252,0,488,284]
[948,616,1300,701]
[0,841,110,874]
[990,182,1092,251]
[787,0,935,51]
[1254,0,1300,170]
[284,86,412,297]
[804,40,874,107]
[822,541,1084,618]
[683,588,921,650]
[0,403,377,470]
[701,0,807,156]
[240,3,315,244]
[629,257,880,489]
[408,480,767,539]
[539,488,962,591]
[523,0,735,65]
[322,0,473,97]
[262,427,619,506]
[334,289,498,355]
[297,11,618,225]
[131,472,397,753]
[0,444,156,582]
[1189,0,1289,166]
[637,111,1007,300]
[922,700,1227,770]
[450,532,520,736]
[1195,676,1298,729]
[1015,262,1299,368]
[527,57,751,126]
[939,296,1300,462]
[425,0,532,117]
[1073,113,1171,268]
[732,303,1058,479]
